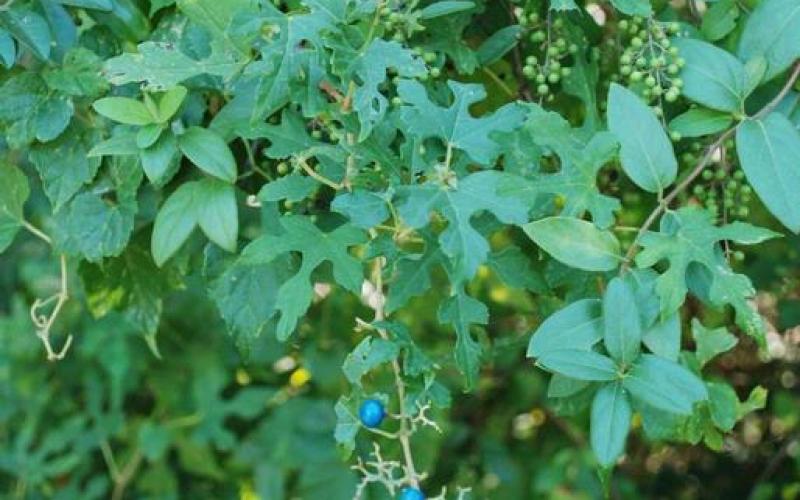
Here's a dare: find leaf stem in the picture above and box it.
[29,254,73,361]
[297,157,344,190]
[21,219,52,245]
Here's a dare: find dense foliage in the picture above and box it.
[2,0,800,498]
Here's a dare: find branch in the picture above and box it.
[620,60,800,273]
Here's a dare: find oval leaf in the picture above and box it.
[607,83,677,193]
[590,382,632,467]
[196,179,238,252]
[527,299,603,358]
[93,96,155,126]
[537,349,618,381]
[603,278,642,367]
[736,113,800,233]
[177,126,237,183]
[672,38,748,113]
[523,216,622,272]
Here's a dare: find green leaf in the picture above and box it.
[691,319,737,368]
[590,382,632,467]
[334,397,360,457]
[487,246,546,292]
[240,215,366,339]
[342,337,400,387]
[136,123,164,149]
[438,289,487,390]
[623,354,707,415]
[642,313,681,362]
[499,105,620,228]
[195,179,238,252]
[0,29,15,67]
[386,235,443,313]
[0,162,29,253]
[609,0,652,17]
[140,131,180,186]
[28,127,102,211]
[523,216,622,272]
[397,171,529,282]
[603,278,642,367]
[33,96,74,142]
[349,39,426,140]
[549,0,578,10]
[707,382,738,432]
[737,0,800,81]
[547,374,590,398]
[635,207,778,333]
[157,85,188,122]
[53,187,138,262]
[211,255,294,342]
[258,174,318,203]
[93,96,155,125]
[151,182,199,266]
[0,9,51,60]
[419,1,474,19]
[672,38,748,113]
[80,243,170,339]
[476,25,522,66]
[669,108,734,138]
[331,190,390,229]
[701,0,739,42]
[527,299,603,358]
[178,126,237,183]
[104,41,243,90]
[397,79,526,165]
[736,113,800,233]
[537,349,618,381]
[607,83,677,193]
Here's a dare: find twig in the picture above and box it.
[297,157,344,190]
[620,60,800,273]
[30,254,73,361]
[21,220,52,244]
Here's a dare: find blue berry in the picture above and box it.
[399,487,425,500]
[358,399,385,428]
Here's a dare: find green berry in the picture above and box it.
[537,83,550,95]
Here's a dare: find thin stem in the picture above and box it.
[753,61,800,120]
[21,220,52,244]
[369,249,421,488]
[297,157,343,190]
[481,67,515,98]
[242,138,271,180]
[30,254,73,361]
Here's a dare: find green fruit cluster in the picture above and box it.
[688,141,754,231]
[617,17,683,110]
[518,10,577,98]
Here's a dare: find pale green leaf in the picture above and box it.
[623,354,707,415]
[523,216,622,272]
[672,38,748,113]
[527,299,603,358]
[691,319,737,368]
[590,382,632,467]
[537,349,618,381]
[195,179,238,252]
[669,108,734,138]
[607,83,677,193]
[603,278,642,367]
[737,0,800,81]
[93,96,155,125]
[178,126,237,183]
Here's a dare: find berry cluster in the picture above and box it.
[518,10,578,99]
[617,18,684,112]
[378,4,424,42]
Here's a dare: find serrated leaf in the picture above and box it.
[635,207,778,333]
[691,319,737,368]
[331,190,390,229]
[487,246,546,292]
[178,126,237,183]
[397,171,529,282]
[523,216,622,272]
[438,289,487,390]
[537,349,618,381]
[0,9,51,60]
[386,235,443,313]
[672,38,748,114]
[258,173,318,203]
[342,337,400,387]
[397,79,525,165]
[527,299,603,358]
[0,162,29,253]
[607,83,677,193]
[590,382,632,467]
[736,113,800,233]
[240,215,366,339]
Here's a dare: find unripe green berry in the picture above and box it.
[537,83,550,95]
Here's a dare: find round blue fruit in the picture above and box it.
[399,487,425,500]
[358,399,385,428]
